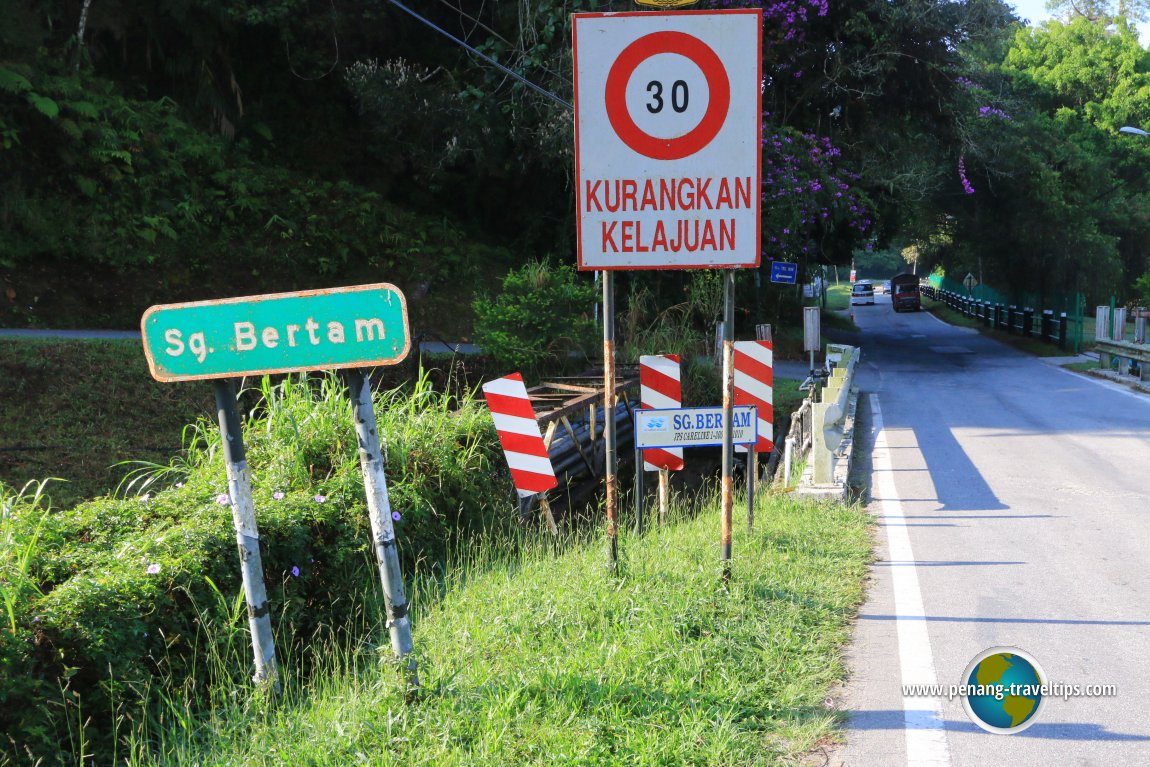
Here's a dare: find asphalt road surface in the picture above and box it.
[837,292,1150,766]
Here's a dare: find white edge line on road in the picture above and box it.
[870,395,952,767]
[1048,362,1150,406]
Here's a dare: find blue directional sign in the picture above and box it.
[770,261,798,284]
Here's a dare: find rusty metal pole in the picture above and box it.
[720,269,736,581]
[603,270,619,568]
[213,380,279,690]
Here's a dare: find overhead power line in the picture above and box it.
[385,0,574,110]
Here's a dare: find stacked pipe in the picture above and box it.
[543,400,636,487]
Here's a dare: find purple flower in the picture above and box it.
[215,493,230,506]
[147,563,161,575]
[175,482,184,488]
[392,511,401,521]
[139,493,151,503]
[273,491,285,500]
[314,494,327,503]
[291,566,300,577]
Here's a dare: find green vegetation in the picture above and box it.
[123,494,870,767]
[472,260,599,376]
[0,339,212,508]
[0,371,513,765]
[0,328,841,765]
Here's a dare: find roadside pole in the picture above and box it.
[603,271,618,568]
[213,380,279,690]
[634,444,644,535]
[720,269,736,580]
[346,369,417,688]
[746,449,757,532]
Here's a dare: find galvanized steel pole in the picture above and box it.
[720,270,736,580]
[346,370,418,687]
[603,271,619,567]
[213,380,279,689]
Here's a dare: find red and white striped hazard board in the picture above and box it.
[639,354,684,471]
[482,373,558,497]
[733,340,773,453]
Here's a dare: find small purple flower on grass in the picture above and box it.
[175,482,184,488]
[216,493,230,505]
[315,494,327,503]
[140,493,151,503]
[273,491,285,500]
[147,563,161,575]
[392,511,401,522]
[291,566,300,578]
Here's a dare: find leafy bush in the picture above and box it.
[472,260,599,376]
[1,371,513,765]
[0,65,515,329]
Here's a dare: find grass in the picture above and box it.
[0,339,213,508]
[123,490,871,767]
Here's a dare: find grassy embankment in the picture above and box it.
[0,338,213,508]
[2,337,870,766]
[125,491,870,767]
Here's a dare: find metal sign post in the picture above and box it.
[346,370,417,687]
[141,282,415,690]
[572,10,761,574]
[804,306,821,391]
[213,380,278,689]
[720,269,736,580]
[603,271,619,568]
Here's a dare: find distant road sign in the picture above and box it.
[141,283,409,382]
[963,272,978,292]
[770,261,798,284]
[635,406,756,449]
[573,10,762,269]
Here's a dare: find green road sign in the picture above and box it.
[141,283,410,382]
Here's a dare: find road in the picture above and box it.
[838,292,1150,765]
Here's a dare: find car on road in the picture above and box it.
[850,281,875,306]
[890,273,921,312]
[880,280,891,294]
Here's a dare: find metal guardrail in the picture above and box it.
[1095,340,1150,383]
[776,344,859,489]
[921,286,1069,350]
[811,345,860,484]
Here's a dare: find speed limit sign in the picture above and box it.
[573,10,761,270]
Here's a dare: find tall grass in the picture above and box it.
[1,367,514,766]
[121,489,871,767]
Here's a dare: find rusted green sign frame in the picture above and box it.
[141,283,410,382]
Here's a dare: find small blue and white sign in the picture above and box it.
[635,406,757,450]
[770,261,798,284]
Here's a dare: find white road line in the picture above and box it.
[1049,363,1150,405]
[870,395,951,767]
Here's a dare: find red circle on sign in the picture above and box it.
[605,31,731,161]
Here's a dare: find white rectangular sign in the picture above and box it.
[573,10,762,270]
[635,406,757,449]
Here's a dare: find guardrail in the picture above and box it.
[811,344,860,485]
[1095,340,1150,382]
[921,287,1069,350]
